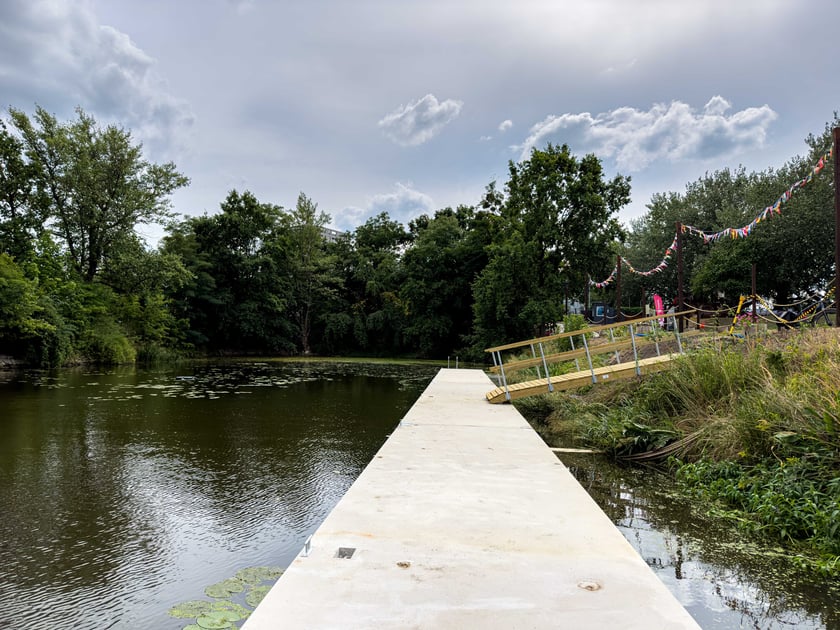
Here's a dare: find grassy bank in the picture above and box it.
[516,327,840,573]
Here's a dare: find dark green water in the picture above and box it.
[0,360,439,629]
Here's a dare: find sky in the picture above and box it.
[1,0,838,244]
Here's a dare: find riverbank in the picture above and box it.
[515,327,840,575]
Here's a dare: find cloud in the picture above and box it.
[334,183,436,231]
[378,94,463,146]
[515,97,778,170]
[226,0,255,14]
[498,119,513,132]
[0,0,194,158]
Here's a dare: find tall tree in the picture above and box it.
[9,106,188,280]
[285,193,333,354]
[473,144,630,348]
[0,118,40,261]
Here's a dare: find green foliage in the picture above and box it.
[3,106,838,368]
[163,190,296,354]
[472,144,629,349]
[285,192,335,354]
[8,106,188,281]
[401,207,490,358]
[78,318,136,365]
[676,458,840,561]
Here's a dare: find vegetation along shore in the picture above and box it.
[517,326,840,575]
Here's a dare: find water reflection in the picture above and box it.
[562,453,839,629]
[0,361,438,629]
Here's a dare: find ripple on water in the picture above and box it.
[0,361,438,629]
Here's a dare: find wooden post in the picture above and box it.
[676,222,684,332]
[586,275,591,319]
[835,127,840,327]
[615,255,622,322]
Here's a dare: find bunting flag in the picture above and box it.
[588,145,834,288]
[592,263,618,289]
[681,146,833,243]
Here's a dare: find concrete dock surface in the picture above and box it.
[242,368,700,629]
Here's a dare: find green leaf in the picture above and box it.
[245,585,272,608]
[196,609,239,628]
[204,578,245,598]
[234,565,284,585]
[168,599,214,619]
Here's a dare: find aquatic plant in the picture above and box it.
[169,565,284,630]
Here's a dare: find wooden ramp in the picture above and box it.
[486,353,679,403]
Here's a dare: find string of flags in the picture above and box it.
[590,146,834,289]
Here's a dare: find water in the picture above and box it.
[3,363,838,629]
[561,452,840,629]
[0,360,439,629]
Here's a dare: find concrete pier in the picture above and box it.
[243,369,700,629]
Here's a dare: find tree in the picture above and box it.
[9,106,188,281]
[472,144,630,348]
[346,212,410,355]
[285,193,334,354]
[163,190,295,352]
[401,206,491,357]
[0,118,40,261]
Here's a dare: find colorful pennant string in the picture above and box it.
[589,146,834,288]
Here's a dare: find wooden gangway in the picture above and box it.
[485,311,706,403]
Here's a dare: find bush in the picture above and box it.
[79,320,136,364]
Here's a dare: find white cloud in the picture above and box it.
[226,0,255,15]
[515,97,778,170]
[378,94,463,146]
[334,183,436,231]
[498,119,513,132]
[0,0,194,158]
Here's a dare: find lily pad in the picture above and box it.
[204,578,245,598]
[168,599,214,618]
[211,600,251,618]
[235,566,285,585]
[196,609,239,628]
[245,585,271,608]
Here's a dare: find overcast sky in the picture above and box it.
[2,0,838,243]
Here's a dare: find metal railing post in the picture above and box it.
[530,343,541,379]
[629,324,641,375]
[569,335,581,372]
[672,315,684,354]
[538,342,553,393]
[608,327,621,363]
[581,334,597,383]
[496,351,511,401]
